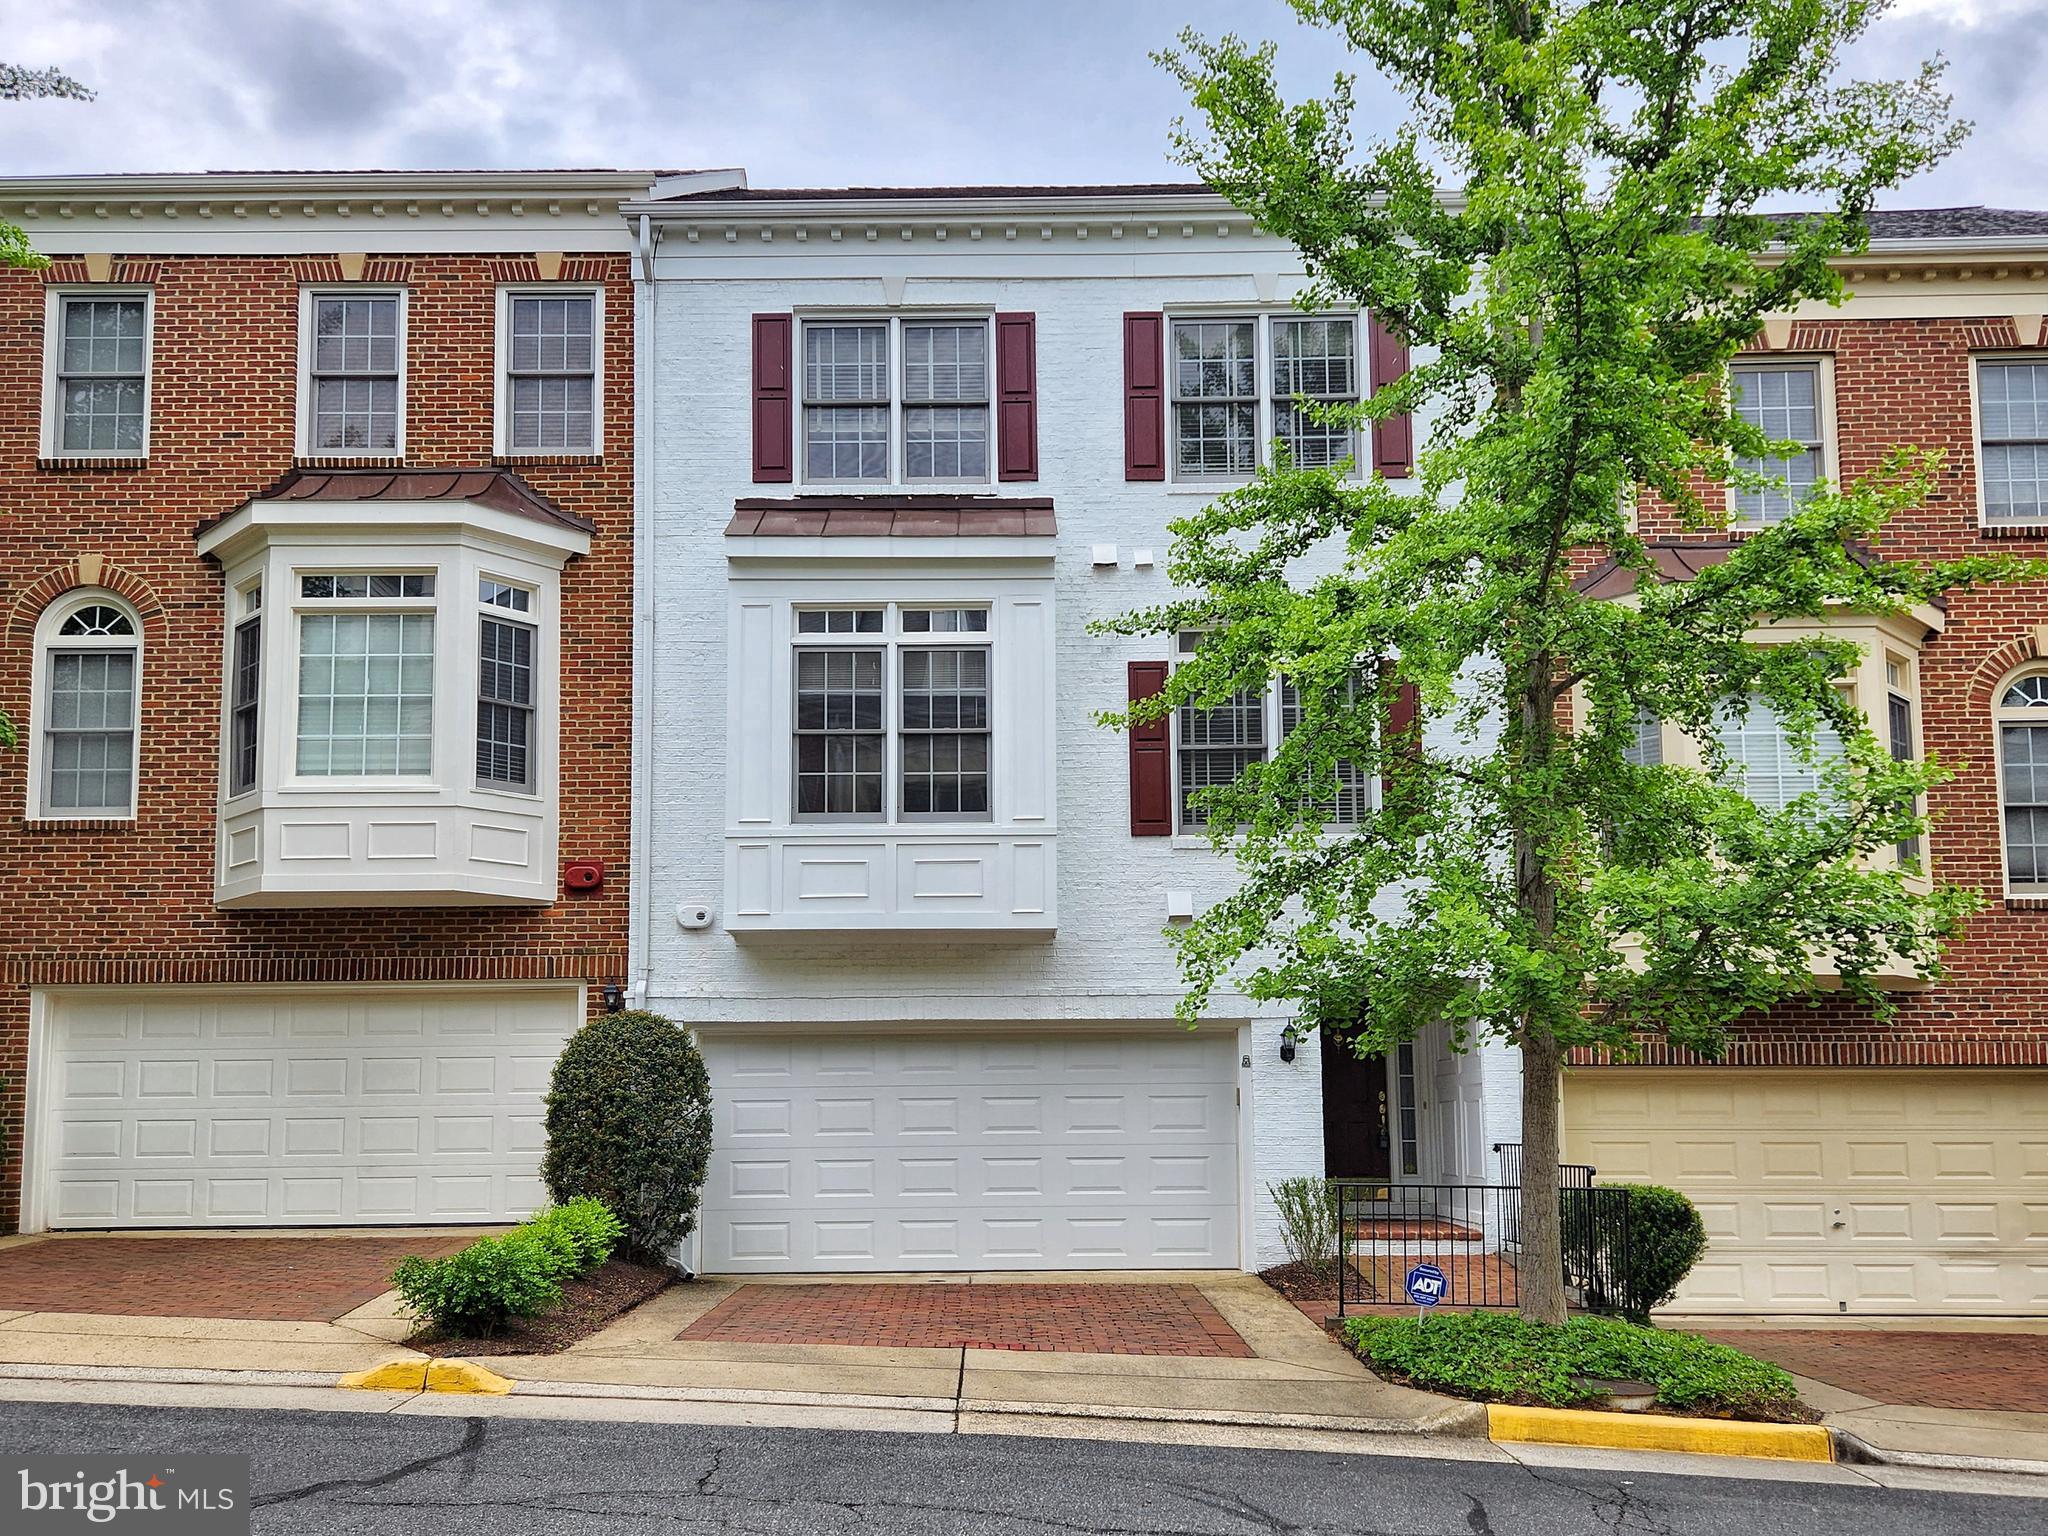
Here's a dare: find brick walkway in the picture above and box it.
[1703,1329,2048,1413]
[0,1235,469,1322]
[680,1283,1255,1357]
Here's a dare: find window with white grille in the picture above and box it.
[33,594,142,818]
[800,317,991,485]
[1730,362,1824,525]
[49,294,150,455]
[503,292,598,453]
[303,292,403,454]
[1716,694,1842,810]
[1977,361,2048,525]
[1997,671,2048,890]
[791,605,991,821]
[1169,313,1364,481]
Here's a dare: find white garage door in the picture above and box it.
[699,1031,1240,1271]
[1565,1069,2048,1315]
[35,986,579,1228]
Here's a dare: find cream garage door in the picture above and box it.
[699,1031,1241,1271]
[1565,1069,2048,1315]
[36,987,580,1228]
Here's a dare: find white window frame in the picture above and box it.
[1993,664,2048,898]
[1164,309,1366,489]
[287,569,440,785]
[1726,355,1838,528]
[1970,355,2048,528]
[40,287,154,460]
[476,574,541,796]
[493,285,605,457]
[1170,640,1378,836]
[788,603,994,824]
[794,312,996,491]
[295,286,408,458]
[27,589,143,821]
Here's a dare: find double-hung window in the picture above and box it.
[800,317,991,484]
[1730,361,1825,525]
[303,291,404,454]
[1716,694,1842,810]
[229,584,262,796]
[501,291,599,453]
[47,292,150,456]
[792,605,991,821]
[477,579,538,793]
[1976,360,2048,525]
[34,596,142,818]
[1886,656,1921,868]
[1174,635,1373,829]
[294,572,435,777]
[1170,313,1363,480]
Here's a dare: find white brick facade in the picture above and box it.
[630,185,1519,1270]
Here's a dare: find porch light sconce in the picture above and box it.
[1279,1026,1299,1064]
[601,980,625,1014]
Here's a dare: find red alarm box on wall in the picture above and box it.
[563,859,605,892]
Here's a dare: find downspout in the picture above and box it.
[627,211,659,1014]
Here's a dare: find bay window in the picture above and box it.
[791,605,991,821]
[196,469,587,906]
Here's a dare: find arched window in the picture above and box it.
[1996,669,2048,890]
[31,590,142,818]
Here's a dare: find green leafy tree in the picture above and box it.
[0,64,92,272]
[1106,0,2044,1322]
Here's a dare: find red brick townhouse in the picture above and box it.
[0,169,684,1234]
[1565,207,2048,1316]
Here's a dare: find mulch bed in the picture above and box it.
[1258,1260,1360,1308]
[408,1258,674,1357]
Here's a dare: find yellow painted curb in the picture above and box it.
[425,1359,514,1396]
[337,1359,429,1393]
[1487,1404,1832,1463]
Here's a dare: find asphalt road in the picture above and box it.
[1,1399,2042,1535]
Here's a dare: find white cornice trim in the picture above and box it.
[0,170,657,202]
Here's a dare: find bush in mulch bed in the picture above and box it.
[393,1196,674,1351]
[1342,1310,1811,1422]
[409,1257,674,1357]
[1258,1260,1368,1306]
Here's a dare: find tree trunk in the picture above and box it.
[1516,1025,1567,1324]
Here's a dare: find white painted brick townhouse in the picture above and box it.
[624,176,1521,1275]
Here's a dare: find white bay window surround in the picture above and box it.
[724,533,1056,936]
[195,469,590,907]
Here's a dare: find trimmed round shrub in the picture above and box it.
[1604,1183,1709,1322]
[541,1010,712,1260]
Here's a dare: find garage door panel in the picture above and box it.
[700,1031,1239,1272]
[1565,1069,2048,1315]
[41,988,577,1229]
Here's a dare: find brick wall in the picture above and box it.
[1612,313,2048,1068]
[0,251,635,1226]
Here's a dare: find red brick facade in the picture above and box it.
[0,248,635,1228]
[1616,310,2048,1069]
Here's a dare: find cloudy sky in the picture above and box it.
[2,0,2042,207]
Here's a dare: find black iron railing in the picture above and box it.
[1492,1142,1595,1250]
[1332,1179,1631,1317]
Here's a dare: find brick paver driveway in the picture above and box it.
[0,1235,469,1322]
[1703,1329,2048,1412]
[681,1283,1255,1357]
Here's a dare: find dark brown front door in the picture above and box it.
[1321,1030,1390,1180]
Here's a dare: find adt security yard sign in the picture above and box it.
[1405,1262,1448,1315]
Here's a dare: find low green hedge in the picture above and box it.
[392,1197,626,1337]
[1342,1311,1802,1420]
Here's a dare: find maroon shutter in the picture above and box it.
[751,313,794,483]
[1368,314,1414,478]
[995,312,1038,481]
[1124,312,1166,481]
[1381,676,1420,803]
[1128,660,1173,836]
